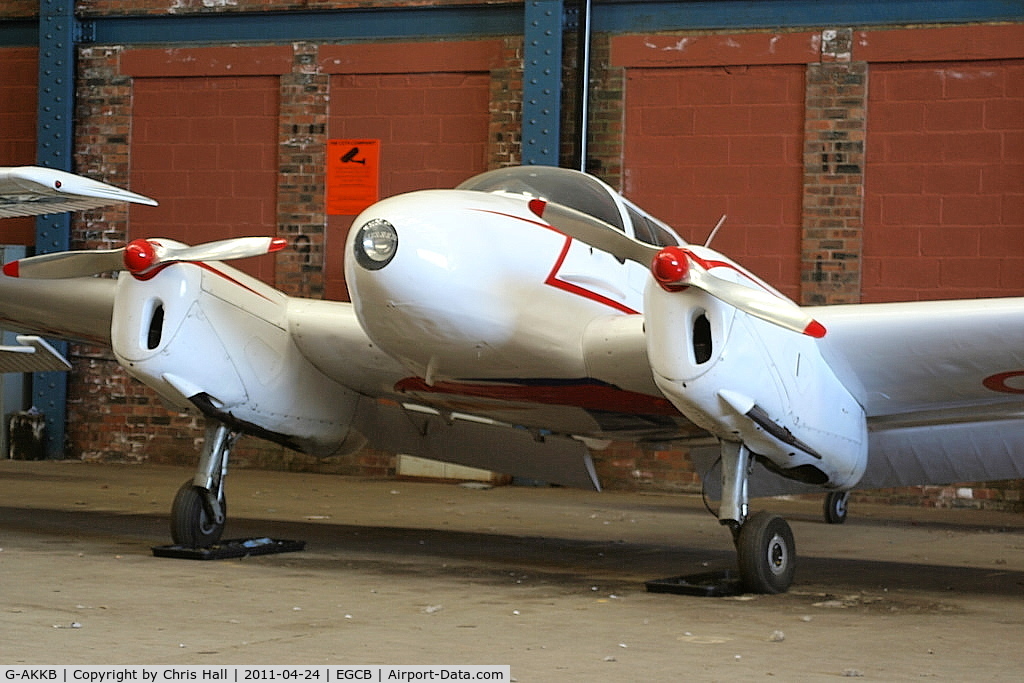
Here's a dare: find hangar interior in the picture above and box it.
[1,0,1022,511]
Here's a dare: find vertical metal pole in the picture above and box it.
[34,0,79,458]
[571,0,591,172]
[522,0,563,166]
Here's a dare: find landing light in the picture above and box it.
[355,218,398,270]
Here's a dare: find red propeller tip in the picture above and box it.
[804,320,827,338]
[2,261,19,277]
[269,237,288,253]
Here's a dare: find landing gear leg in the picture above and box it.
[170,420,239,548]
[719,441,796,594]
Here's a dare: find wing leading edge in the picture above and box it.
[814,297,1024,421]
[0,166,157,218]
[811,297,1024,491]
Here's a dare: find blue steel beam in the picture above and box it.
[87,7,523,44]
[3,1,1019,49]
[591,0,1024,32]
[522,0,564,166]
[33,0,78,459]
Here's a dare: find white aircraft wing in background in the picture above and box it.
[0,166,157,218]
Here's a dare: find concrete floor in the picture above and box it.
[1,460,1022,680]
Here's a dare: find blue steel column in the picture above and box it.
[522,0,563,166]
[34,0,79,458]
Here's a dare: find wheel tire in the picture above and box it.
[170,480,225,548]
[824,491,850,525]
[736,511,795,594]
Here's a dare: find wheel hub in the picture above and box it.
[767,533,789,576]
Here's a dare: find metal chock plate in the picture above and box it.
[152,537,305,560]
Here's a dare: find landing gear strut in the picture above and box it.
[719,441,796,593]
[170,420,239,548]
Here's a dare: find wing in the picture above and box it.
[0,275,116,345]
[813,298,1024,489]
[814,298,1024,420]
[0,166,157,218]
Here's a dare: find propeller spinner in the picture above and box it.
[2,236,288,280]
[528,198,825,338]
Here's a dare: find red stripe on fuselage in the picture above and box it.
[131,261,276,303]
[471,208,640,315]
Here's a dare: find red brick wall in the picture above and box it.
[0,47,38,245]
[620,60,807,299]
[129,76,280,282]
[863,60,1024,302]
[329,73,490,197]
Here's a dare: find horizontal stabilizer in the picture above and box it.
[0,166,157,218]
[0,335,71,373]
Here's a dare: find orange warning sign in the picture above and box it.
[326,139,380,215]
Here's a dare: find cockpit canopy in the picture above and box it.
[457,166,683,248]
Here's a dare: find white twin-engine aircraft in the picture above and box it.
[2,164,1023,593]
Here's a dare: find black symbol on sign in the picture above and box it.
[341,147,366,165]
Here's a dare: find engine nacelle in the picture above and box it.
[645,269,867,490]
[110,259,365,457]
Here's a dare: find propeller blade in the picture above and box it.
[653,246,826,338]
[165,236,288,264]
[690,268,825,338]
[3,237,288,280]
[528,198,658,265]
[2,248,125,279]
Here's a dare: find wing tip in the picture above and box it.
[2,260,19,278]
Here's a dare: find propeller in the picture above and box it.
[2,236,289,280]
[528,198,826,338]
